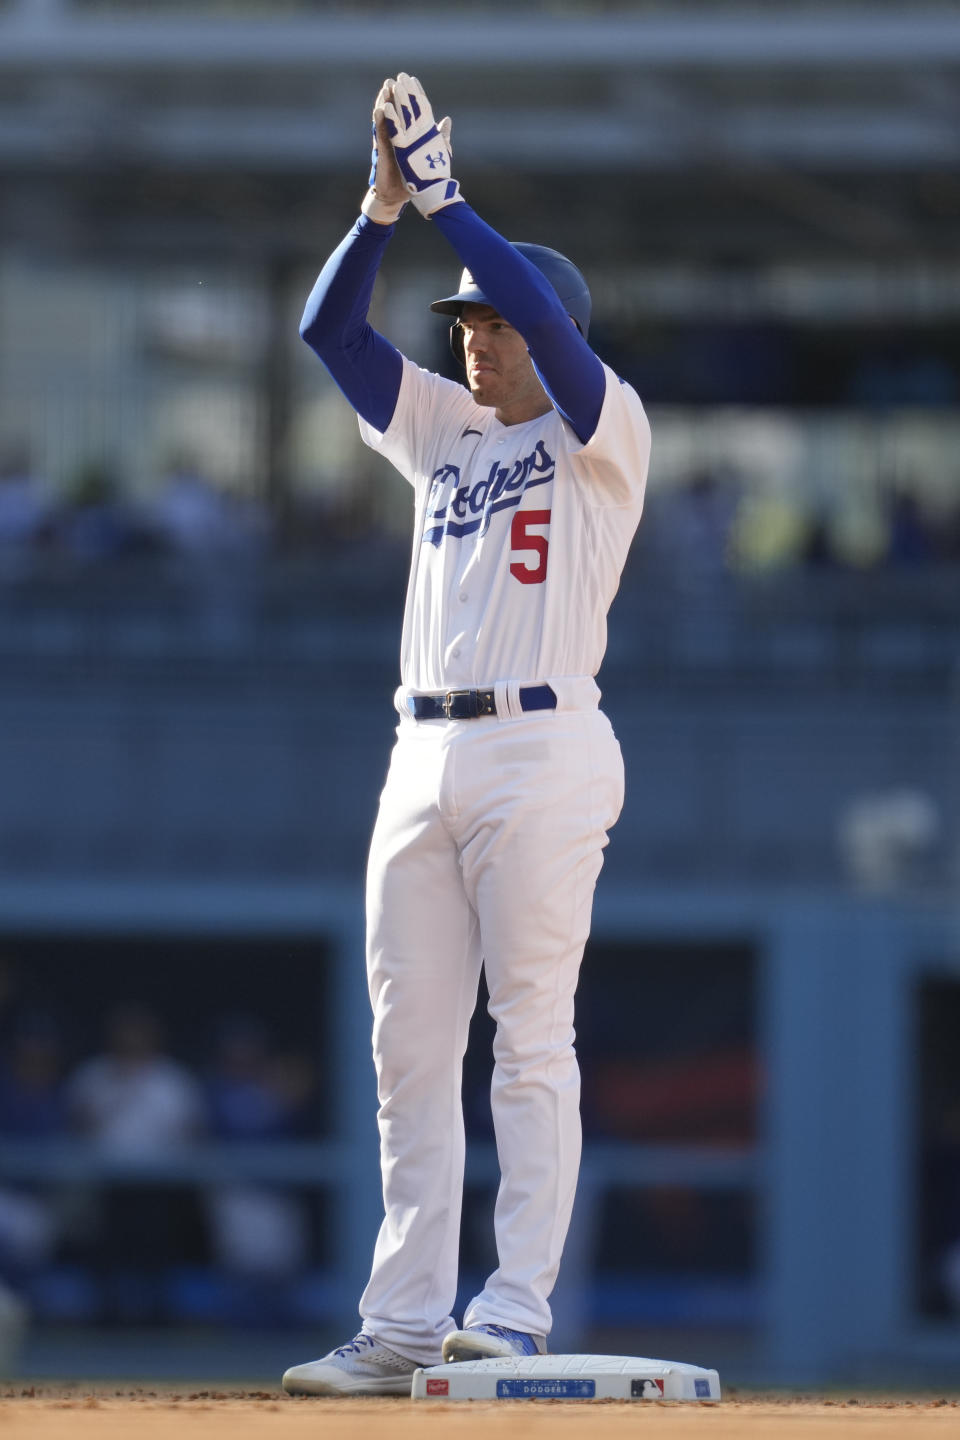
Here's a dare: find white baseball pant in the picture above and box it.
[358,705,624,1363]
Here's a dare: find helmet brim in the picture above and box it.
[429,243,591,339]
[428,290,491,318]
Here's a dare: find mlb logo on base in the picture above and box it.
[631,1378,665,1398]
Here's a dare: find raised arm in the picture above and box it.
[298,84,415,433]
[381,72,606,443]
[431,204,606,443]
[299,218,403,434]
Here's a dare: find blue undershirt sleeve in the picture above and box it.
[431,202,606,444]
[299,215,404,434]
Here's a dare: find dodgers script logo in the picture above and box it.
[423,440,554,548]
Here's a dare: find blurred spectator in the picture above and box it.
[148,459,232,557]
[147,458,271,562]
[837,787,941,893]
[0,1013,66,1279]
[206,1014,312,1143]
[0,443,55,576]
[57,460,138,563]
[799,511,839,568]
[729,486,810,574]
[65,1002,205,1153]
[223,487,272,559]
[63,1002,207,1320]
[0,1011,66,1140]
[885,487,937,567]
[203,1015,313,1281]
[799,481,943,572]
[648,468,740,588]
[828,491,888,570]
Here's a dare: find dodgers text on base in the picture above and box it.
[411,1353,721,1401]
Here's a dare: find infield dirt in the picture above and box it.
[3,1387,960,1439]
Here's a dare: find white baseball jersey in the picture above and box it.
[359,356,650,701]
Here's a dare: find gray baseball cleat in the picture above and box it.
[441,1323,548,1363]
[282,1332,421,1395]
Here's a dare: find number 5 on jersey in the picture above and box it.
[510,509,551,585]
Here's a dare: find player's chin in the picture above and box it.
[467,376,499,407]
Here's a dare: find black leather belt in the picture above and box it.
[408,684,557,721]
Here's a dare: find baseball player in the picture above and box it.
[282,73,650,1396]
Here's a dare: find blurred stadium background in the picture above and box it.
[1,0,960,1391]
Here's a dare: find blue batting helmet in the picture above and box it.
[430,242,591,340]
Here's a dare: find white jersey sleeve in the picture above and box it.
[358,358,478,497]
[560,364,651,508]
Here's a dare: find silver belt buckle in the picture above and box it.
[442,689,470,719]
